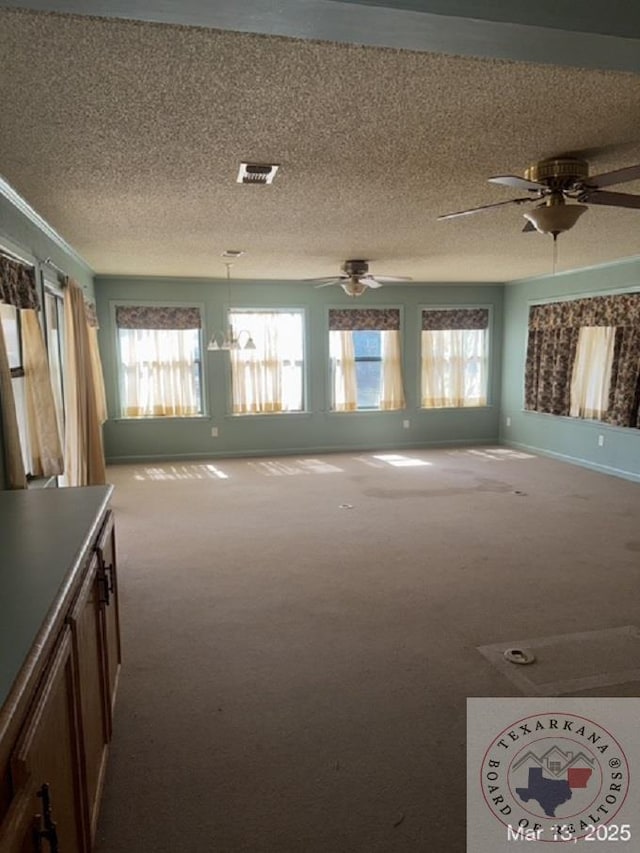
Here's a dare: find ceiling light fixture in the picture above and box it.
[523,194,588,240]
[341,279,368,297]
[207,262,256,352]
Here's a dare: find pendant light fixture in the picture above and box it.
[207,262,256,351]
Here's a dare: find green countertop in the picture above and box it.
[0,485,113,710]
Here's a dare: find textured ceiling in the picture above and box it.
[1,7,640,282]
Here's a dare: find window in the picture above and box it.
[43,287,65,441]
[0,302,31,472]
[116,305,203,417]
[569,326,615,420]
[421,308,489,408]
[524,293,640,428]
[328,308,405,411]
[229,310,304,413]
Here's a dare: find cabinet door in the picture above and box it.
[68,555,109,845]
[11,627,86,853]
[0,784,43,853]
[96,511,121,735]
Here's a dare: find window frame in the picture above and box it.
[522,288,640,424]
[111,300,207,420]
[225,306,308,416]
[418,303,493,411]
[42,275,66,443]
[326,304,405,414]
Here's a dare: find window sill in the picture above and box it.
[520,410,639,434]
[327,409,405,415]
[112,415,208,423]
[225,411,311,419]
[418,404,494,412]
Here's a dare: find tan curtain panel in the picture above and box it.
[422,308,489,331]
[88,326,108,424]
[0,255,39,310]
[328,308,401,331]
[379,331,406,410]
[21,309,64,476]
[330,330,358,411]
[115,305,201,330]
[0,313,27,488]
[63,281,106,486]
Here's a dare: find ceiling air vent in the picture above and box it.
[237,162,279,185]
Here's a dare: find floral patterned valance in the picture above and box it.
[0,256,39,310]
[328,308,401,331]
[85,300,98,328]
[528,293,640,330]
[115,305,202,330]
[422,308,489,331]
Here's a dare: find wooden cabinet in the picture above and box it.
[0,487,120,853]
[68,556,110,847]
[95,512,121,735]
[10,628,85,853]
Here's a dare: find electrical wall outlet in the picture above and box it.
[598,434,604,447]
[506,416,511,427]
[211,427,219,438]
[403,419,410,429]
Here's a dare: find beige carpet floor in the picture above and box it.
[94,447,640,852]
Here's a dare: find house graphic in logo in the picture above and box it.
[513,747,595,817]
[513,745,595,781]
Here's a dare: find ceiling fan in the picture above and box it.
[438,156,640,239]
[306,259,412,297]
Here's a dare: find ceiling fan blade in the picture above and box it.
[582,189,640,209]
[584,163,640,188]
[488,175,544,192]
[305,275,346,283]
[438,197,534,220]
[363,277,383,289]
[314,279,343,288]
[366,275,413,282]
[522,220,536,232]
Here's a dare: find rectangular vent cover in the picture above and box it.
[237,163,279,185]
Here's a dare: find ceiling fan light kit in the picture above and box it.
[305,259,412,298]
[523,199,588,237]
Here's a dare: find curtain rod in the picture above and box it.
[42,257,69,280]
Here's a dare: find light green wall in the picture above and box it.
[96,276,503,462]
[500,257,640,482]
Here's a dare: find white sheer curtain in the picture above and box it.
[329,330,358,411]
[230,311,303,413]
[570,326,615,419]
[379,330,405,410]
[421,329,487,408]
[21,308,64,476]
[119,328,200,417]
